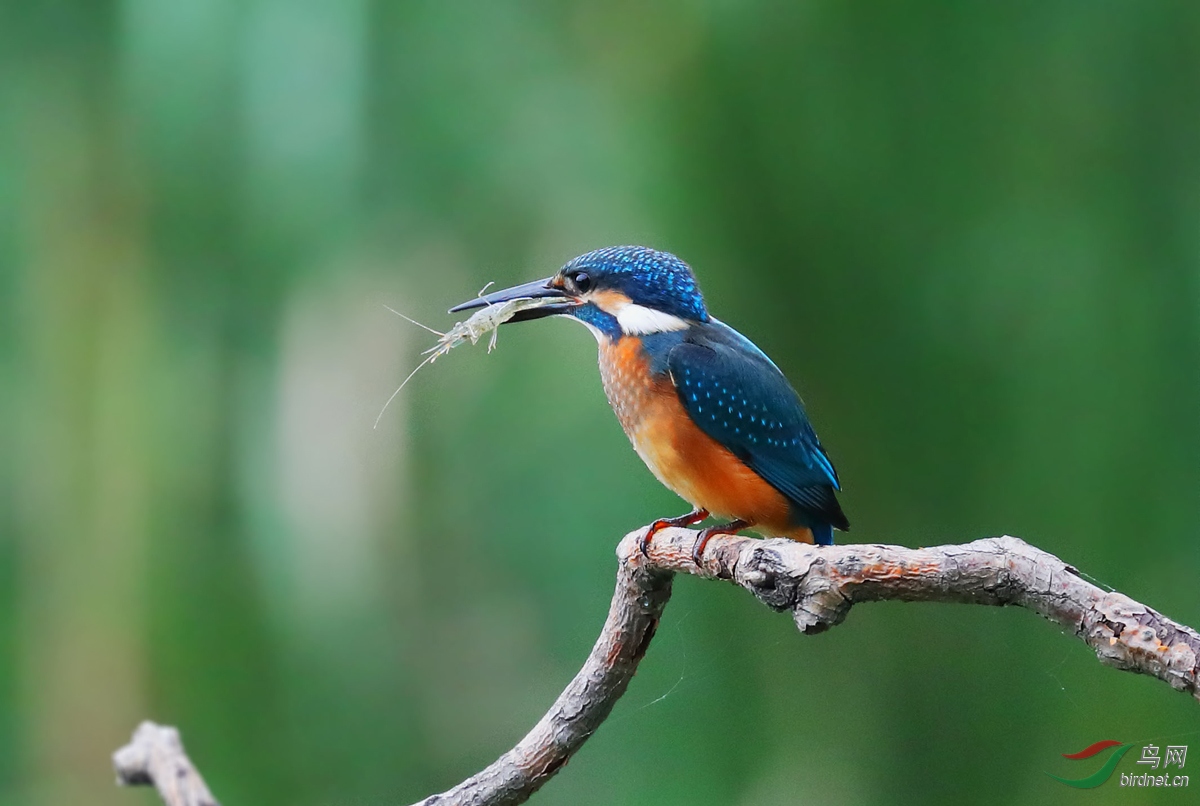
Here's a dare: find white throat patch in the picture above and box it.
[613,303,690,336]
[577,290,692,338]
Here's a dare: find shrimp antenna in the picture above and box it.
[383,304,445,337]
[373,352,438,430]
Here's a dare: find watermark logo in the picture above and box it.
[1048,740,1189,789]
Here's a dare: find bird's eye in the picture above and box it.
[569,271,592,294]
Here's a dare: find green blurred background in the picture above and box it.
[3,2,1199,804]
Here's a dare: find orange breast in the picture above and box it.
[599,338,811,541]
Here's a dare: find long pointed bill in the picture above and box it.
[448,276,578,322]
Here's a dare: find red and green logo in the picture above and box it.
[1049,739,1189,789]
[1047,740,1135,789]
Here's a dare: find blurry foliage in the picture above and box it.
[2,2,1200,805]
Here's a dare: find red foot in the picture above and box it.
[640,508,709,557]
[691,519,751,565]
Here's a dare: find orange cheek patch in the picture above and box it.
[588,289,632,316]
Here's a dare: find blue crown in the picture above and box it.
[563,246,709,322]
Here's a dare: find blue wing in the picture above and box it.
[665,322,849,532]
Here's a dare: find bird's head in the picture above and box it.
[449,246,709,340]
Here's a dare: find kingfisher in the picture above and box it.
[450,246,848,562]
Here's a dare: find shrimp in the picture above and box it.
[426,295,531,358]
[374,286,569,429]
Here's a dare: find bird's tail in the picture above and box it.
[782,523,835,545]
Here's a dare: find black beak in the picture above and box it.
[448,276,576,322]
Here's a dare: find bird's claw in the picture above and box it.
[640,508,709,560]
[639,524,661,558]
[690,519,749,567]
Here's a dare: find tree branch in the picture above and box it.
[411,534,673,806]
[646,529,1200,693]
[113,721,220,806]
[114,529,1200,806]
[410,529,1199,805]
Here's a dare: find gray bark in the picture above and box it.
[114,529,1200,806]
[113,721,219,806]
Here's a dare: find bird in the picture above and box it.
[450,245,848,563]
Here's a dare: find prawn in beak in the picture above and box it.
[448,277,577,322]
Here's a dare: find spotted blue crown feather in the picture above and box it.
[563,246,709,322]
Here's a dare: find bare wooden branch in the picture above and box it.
[115,529,1199,806]
[643,529,1200,699]
[412,542,673,806]
[113,721,220,806]
[411,529,1199,806]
